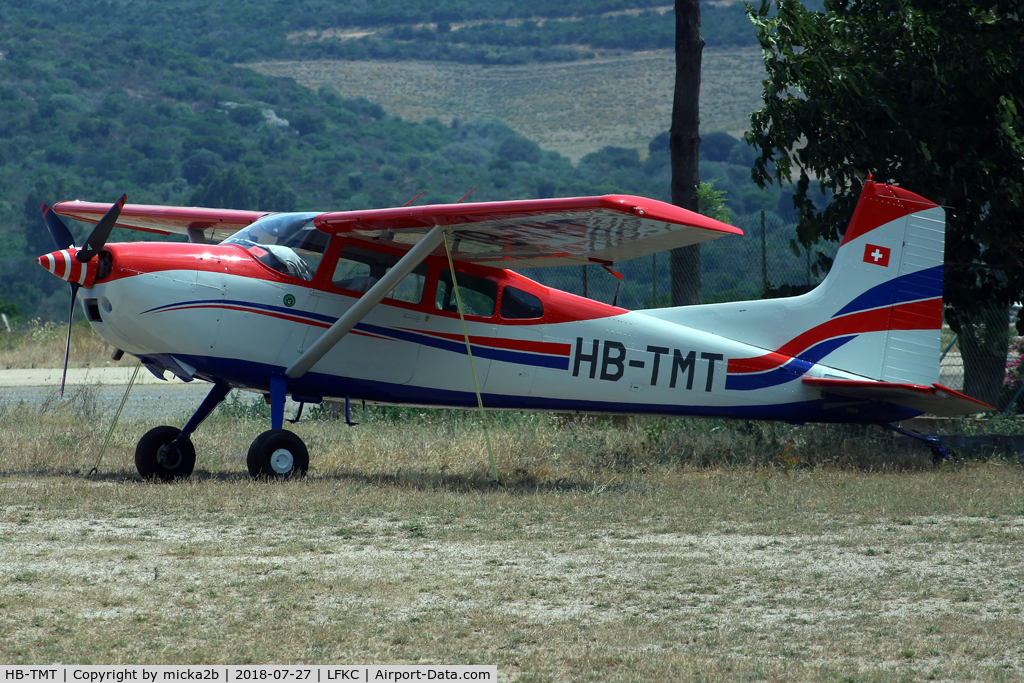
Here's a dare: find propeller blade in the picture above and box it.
[76,193,126,263]
[59,283,80,399]
[41,203,76,250]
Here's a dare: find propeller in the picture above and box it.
[41,203,75,251]
[75,194,126,263]
[39,194,126,397]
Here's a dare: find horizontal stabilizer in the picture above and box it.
[803,378,993,417]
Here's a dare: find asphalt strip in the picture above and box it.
[0,366,189,386]
[0,367,233,421]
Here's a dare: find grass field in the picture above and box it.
[2,389,1023,679]
[0,321,113,371]
[248,48,765,162]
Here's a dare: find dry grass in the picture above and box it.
[1,392,1024,679]
[247,48,765,162]
[0,320,114,370]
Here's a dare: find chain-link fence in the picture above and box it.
[526,210,1024,414]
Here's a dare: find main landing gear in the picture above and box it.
[133,378,309,481]
[246,429,309,478]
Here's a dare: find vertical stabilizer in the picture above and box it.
[642,180,945,387]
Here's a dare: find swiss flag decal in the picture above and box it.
[863,244,891,267]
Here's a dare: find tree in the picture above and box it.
[746,0,1024,406]
[191,165,296,212]
[670,0,705,306]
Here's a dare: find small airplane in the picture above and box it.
[36,178,990,480]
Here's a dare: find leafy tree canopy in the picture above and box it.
[747,0,1024,314]
[746,0,1024,403]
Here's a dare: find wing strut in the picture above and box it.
[285,225,446,379]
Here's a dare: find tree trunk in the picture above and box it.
[670,0,704,306]
[954,303,1011,408]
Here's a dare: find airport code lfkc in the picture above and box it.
[0,668,494,682]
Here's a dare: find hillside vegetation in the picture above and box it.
[0,0,812,321]
[250,48,766,163]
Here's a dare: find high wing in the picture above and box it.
[286,195,739,378]
[803,379,992,418]
[53,200,268,244]
[53,195,738,266]
[315,194,741,268]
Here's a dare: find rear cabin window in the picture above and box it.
[500,286,544,320]
[435,270,497,318]
[331,245,427,304]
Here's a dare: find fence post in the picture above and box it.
[581,265,588,299]
[760,210,767,296]
[940,334,958,361]
[652,254,657,307]
[1002,383,1024,415]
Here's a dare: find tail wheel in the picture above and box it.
[136,425,196,481]
[247,429,308,479]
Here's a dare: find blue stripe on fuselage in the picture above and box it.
[142,298,338,324]
[143,299,569,371]
[358,323,570,370]
[724,336,856,391]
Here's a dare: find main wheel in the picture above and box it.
[247,429,308,479]
[135,425,196,481]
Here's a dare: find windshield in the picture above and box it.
[223,212,327,281]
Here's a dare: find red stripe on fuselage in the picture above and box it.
[400,327,572,356]
[727,298,942,374]
[155,304,331,329]
[148,303,410,341]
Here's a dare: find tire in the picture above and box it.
[135,425,196,481]
[247,429,308,479]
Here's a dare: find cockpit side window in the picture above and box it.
[332,245,427,304]
[223,213,327,282]
[500,286,544,319]
[435,270,497,318]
